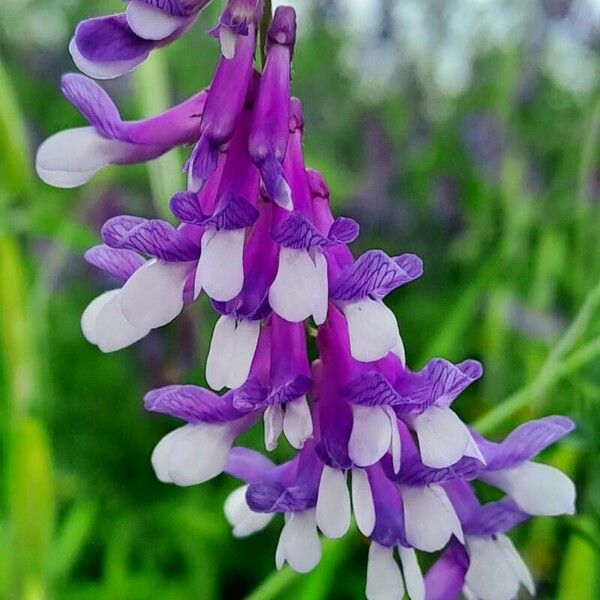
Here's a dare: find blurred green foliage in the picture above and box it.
[1,1,600,598]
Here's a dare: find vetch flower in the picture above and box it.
[36,74,206,188]
[69,0,213,78]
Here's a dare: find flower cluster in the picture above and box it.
[36,2,576,599]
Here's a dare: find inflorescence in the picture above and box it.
[36,2,576,599]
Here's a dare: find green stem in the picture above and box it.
[243,566,298,600]
[133,53,182,221]
[259,0,273,67]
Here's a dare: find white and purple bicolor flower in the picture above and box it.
[36,74,207,188]
[144,381,263,486]
[187,0,263,188]
[248,6,296,209]
[81,215,201,351]
[343,356,485,469]
[69,0,213,79]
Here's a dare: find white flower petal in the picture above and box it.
[402,484,463,552]
[69,37,147,80]
[94,289,151,352]
[264,404,284,451]
[465,536,521,600]
[312,251,329,325]
[224,485,274,538]
[198,229,245,302]
[81,289,119,345]
[385,406,401,474]
[120,259,190,330]
[351,468,375,536]
[316,466,351,539]
[398,546,425,600]
[349,405,391,467]
[391,332,406,366]
[126,0,186,40]
[496,533,536,595]
[150,423,235,486]
[343,298,399,362]
[464,431,487,465]
[206,316,260,390]
[269,248,323,323]
[220,27,237,59]
[365,543,405,600]
[480,461,576,516]
[283,396,313,449]
[279,509,322,573]
[36,127,126,188]
[412,406,470,469]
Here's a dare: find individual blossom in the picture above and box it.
[36,74,207,188]
[70,0,213,79]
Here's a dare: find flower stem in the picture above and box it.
[259,0,273,67]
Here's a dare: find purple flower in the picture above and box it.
[69,1,213,79]
[37,5,577,599]
[36,74,206,188]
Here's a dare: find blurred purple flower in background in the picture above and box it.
[36,2,577,599]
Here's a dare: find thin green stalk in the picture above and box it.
[259,0,273,67]
[133,52,183,221]
[475,334,600,434]
[243,566,298,600]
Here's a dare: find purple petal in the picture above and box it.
[328,217,359,245]
[203,194,259,230]
[266,375,312,405]
[73,14,155,63]
[61,74,125,140]
[246,480,317,513]
[225,446,276,484]
[232,378,269,412]
[463,498,530,536]
[306,168,329,200]
[256,155,290,208]
[131,0,211,17]
[424,543,468,600]
[144,385,244,423]
[271,212,328,250]
[330,250,423,302]
[392,359,483,413]
[392,456,484,486]
[101,215,146,246]
[189,134,220,184]
[103,217,199,261]
[487,416,575,470]
[341,372,402,407]
[84,244,144,282]
[170,191,205,224]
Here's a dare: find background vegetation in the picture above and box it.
[0,0,599,598]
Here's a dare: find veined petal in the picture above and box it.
[349,405,392,467]
[412,406,471,469]
[342,298,399,362]
[206,316,260,390]
[119,259,190,330]
[126,0,188,40]
[365,543,405,600]
[224,485,275,538]
[480,461,576,516]
[351,468,375,536]
[316,466,351,539]
[198,229,245,302]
